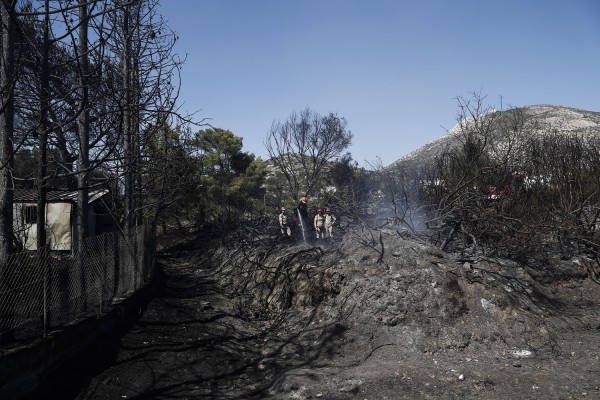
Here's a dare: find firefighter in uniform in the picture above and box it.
[325,207,336,240]
[296,196,309,235]
[314,208,326,239]
[279,207,292,236]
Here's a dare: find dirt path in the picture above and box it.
[68,252,282,399]
[58,249,347,399]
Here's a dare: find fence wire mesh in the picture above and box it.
[0,225,154,345]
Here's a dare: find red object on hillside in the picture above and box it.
[481,183,510,199]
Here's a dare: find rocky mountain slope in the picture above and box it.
[394,105,600,168]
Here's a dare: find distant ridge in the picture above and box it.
[393,105,600,168]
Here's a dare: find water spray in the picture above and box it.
[297,208,307,243]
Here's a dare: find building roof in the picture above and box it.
[13,189,109,204]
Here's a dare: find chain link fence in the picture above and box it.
[0,225,155,345]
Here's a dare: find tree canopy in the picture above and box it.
[265,108,353,202]
[191,128,266,227]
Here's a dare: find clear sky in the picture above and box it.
[159,0,600,166]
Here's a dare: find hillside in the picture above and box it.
[393,105,600,168]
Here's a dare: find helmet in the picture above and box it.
[281,207,286,211]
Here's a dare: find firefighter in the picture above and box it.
[297,196,308,220]
[314,207,326,239]
[279,207,292,236]
[296,196,309,234]
[325,207,337,240]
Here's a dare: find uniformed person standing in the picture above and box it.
[325,207,336,240]
[279,207,292,236]
[314,208,326,239]
[296,196,309,235]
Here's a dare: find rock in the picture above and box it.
[511,349,535,359]
[480,298,497,312]
[338,379,363,393]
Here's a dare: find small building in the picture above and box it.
[13,189,114,251]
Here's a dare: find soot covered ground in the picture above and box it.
[53,228,600,399]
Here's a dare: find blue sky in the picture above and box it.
[159,0,600,166]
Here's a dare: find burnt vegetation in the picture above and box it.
[374,93,600,270]
[155,93,600,348]
[164,92,600,295]
[2,3,600,398]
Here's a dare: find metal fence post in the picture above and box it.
[42,246,50,338]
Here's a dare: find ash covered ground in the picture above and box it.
[37,225,600,399]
